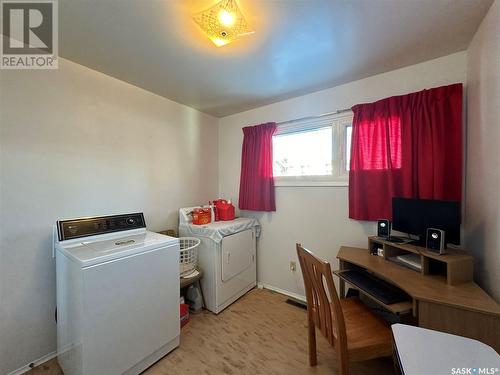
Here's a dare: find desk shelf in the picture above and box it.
[368,236,473,285]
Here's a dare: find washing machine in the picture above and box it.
[55,213,180,375]
[179,208,260,314]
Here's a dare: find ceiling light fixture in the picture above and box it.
[193,0,253,47]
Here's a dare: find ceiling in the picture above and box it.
[59,0,493,117]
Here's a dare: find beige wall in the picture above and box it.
[0,58,218,374]
[2,24,495,373]
[218,52,467,299]
[465,0,500,301]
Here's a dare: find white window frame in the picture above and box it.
[273,111,353,187]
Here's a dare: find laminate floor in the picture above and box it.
[28,288,393,375]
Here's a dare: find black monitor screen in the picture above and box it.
[392,198,461,245]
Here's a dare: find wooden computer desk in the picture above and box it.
[335,238,500,352]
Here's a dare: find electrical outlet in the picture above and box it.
[289,261,296,271]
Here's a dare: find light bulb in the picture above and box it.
[218,9,235,27]
[193,0,253,47]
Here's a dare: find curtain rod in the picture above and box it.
[277,108,352,125]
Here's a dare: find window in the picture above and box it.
[272,112,353,186]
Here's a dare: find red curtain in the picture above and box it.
[349,83,463,220]
[239,122,277,211]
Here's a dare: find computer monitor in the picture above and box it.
[392,198,461,245]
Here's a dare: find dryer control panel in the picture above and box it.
[57,213,145,241]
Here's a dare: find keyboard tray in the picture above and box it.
[340,268,410,305]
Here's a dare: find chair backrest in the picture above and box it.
[296,243,347,351]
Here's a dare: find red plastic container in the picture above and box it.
[180,303,189,328]
[212,199,223,221]
[215,200,235,221]
[192,208,211,225]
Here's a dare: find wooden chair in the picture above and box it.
[296,243,393,375]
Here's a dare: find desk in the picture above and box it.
[392,324,500,375]
[336,246,500,352]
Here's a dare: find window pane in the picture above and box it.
[345,125,352,171]
[273,127,332,177]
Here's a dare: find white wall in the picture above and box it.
[0,38,486,375]
[218,52,467,299]
[0,58,218,374]
[465,0,500,301]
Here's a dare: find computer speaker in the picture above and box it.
[377,219,391,238]
[426,228,446,254]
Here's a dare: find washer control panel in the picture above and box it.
[57,213,146,241]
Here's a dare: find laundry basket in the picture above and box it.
[179,237,200,277]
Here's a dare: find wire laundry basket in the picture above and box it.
[179,237,201,277]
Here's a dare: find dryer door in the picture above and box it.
[221,229,254,282]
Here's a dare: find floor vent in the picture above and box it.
[285,298,307,310]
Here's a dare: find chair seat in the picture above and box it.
[340,298,393,362]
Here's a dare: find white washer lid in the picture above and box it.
[57,231,178,267]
